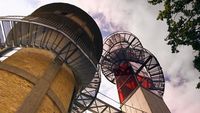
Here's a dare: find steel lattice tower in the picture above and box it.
[100,32,170,113]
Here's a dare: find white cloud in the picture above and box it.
[0,0,38,16]
[72,1,200,113]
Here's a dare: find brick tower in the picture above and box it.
[0,3,102,113]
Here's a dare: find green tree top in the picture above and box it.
[148,0,200,88]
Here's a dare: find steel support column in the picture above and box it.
[16,58,63,113]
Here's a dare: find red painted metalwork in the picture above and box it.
[114,62,136,103]
[114,62,154,103]
[101,32,165,106]
[137,75,153,89]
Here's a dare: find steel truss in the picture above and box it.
[101,32,165,97]
[87,96,123,113]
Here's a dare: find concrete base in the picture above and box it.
[121,87,170,113]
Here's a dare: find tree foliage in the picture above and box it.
[148,0,200,88]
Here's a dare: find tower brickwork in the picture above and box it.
[0,3,102,113]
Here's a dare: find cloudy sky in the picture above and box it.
[0,0,200,113]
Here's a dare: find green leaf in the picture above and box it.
[148,0,200,88]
